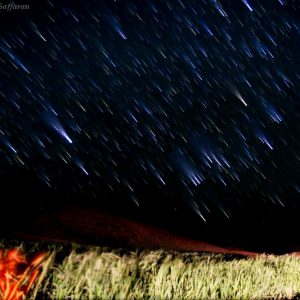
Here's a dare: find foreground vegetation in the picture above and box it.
[1,240,300,299]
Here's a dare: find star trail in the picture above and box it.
[0,0,299,225]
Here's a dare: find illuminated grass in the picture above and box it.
[41,247,300,300]
[2,240,300,299]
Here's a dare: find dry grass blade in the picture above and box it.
[47,248,300,300]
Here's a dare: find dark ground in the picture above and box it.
[1,168,300,255]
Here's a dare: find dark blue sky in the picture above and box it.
[0,0,299,235]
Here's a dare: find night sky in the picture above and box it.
[0,0,299,243]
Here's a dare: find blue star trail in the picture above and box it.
[0,0,298,223]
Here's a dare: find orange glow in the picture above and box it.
[0,248,47,300]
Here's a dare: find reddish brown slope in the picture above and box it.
[13,206,259,257]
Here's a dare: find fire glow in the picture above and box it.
[0,248,47,300]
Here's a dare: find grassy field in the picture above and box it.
[2,240,300,299]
